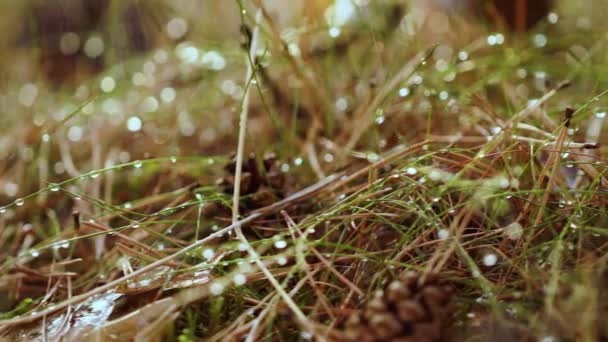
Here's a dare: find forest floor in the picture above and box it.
[0,1,608,341]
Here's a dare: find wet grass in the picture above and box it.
[1,0,608,341]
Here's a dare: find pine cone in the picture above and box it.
[343,272,453,342]
[217,153,285,209]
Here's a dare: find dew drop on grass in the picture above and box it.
[328,27,341,38]
[274,240,287,249]
[238,243,248,252]
[169,156,177,163]
[438,229,449,240]
[127,116,143,132]
[29,249,40,257]
[548,12,558,24]
[595,111,606,119]
[50,184,60,192]
[15,198,25,206]
[89,172,99,179]
[52,240,70,250]
[233,273,247,286]
[533,34,548,47]
[405,167,417,175]
[277,256,288,266]
[505,222,523,240]
[210,282,224,295]
[293,157,303,166]
[133,161,143,169]
[482,253,498,267]
[202,248,215,260]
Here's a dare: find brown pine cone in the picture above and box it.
[217,153,285,209]
[342,272,453,342]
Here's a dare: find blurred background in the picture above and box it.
[1,0,607,206]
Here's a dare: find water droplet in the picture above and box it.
[293,157,303,166]
[210,282,224,295]
[202,248,215,260]
[277,256,288,265]
[166,17,189,40]
[15,198,25,206]
[233,273,247,286]
[60,32,80,55]
[29,249,40,257]
[429,170,441,181]
[405,167,417,175]
[323,153,334,163]
[89,172,100,179]
[68,125,83,142]
[84,36,104,58]
[19,83,39,107]
[458,50,468,61]
[595,111,606,119]
[335,97,348,111]
[398,87,410,97]
[201,51,227,71]
[52,240,70,250]
[548,12,558,24]
[366,152,379,162]
[133,161,143,169]
[274,240,287,249]
[533,34,547,47]
[438,229,449,240]
[100,76,116,93]
[329,27,341,38]
[131,224,140,229]
[487,34,498,45]
[127,116,143,132]
[50,184,60,192]
[238,243,248,252]
[483,253,498,266]
[505,222,523,240]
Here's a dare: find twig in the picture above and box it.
[232,4,318,337]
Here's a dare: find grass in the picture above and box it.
[1,0,608,340]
